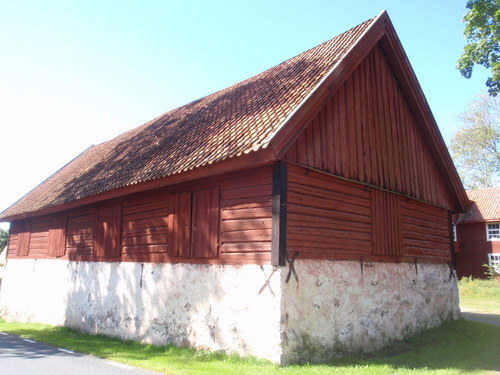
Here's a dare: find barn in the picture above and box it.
[0,11,469,365]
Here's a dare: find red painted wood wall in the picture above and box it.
[5,43,457,266]
[287,165,452,263]
[284,44,453,209]
[455,222,500,278]
[7,166,273,264]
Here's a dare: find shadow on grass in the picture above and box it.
[320,319,500,374]
[1,319,500,374]
[461,311,500,326]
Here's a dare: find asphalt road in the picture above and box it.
[0,332,164,375]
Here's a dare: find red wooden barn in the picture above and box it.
[456,188,500,279]
[0,11,469,364]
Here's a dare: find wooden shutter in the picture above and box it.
[191,187,220,258]
[168,192,192,257]
[371,189,401,256]
[48,215,66,257]
[17,221,31,256]
[95,205,122,259]
[66,211,96,256]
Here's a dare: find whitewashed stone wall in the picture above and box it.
[0,259,283,362]
[279,259,460,365]
[0,258,460,365]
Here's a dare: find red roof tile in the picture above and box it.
[459,188,500,223]
[0,15,376,220]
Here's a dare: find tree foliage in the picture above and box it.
[457,0,500,96]
[450,94,500,189]
[0,228,8,253]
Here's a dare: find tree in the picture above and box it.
[0,228,8,253]
[457,0,500,96]
[450,94,500,189]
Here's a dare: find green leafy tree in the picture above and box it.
[0,228,8,252]
[457,0,500,96]
[450,94,500,189]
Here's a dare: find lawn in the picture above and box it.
[458,276,500,314]
[0,278,499,375]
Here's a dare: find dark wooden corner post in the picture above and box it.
[448,211,457,271]
[271,161,287,266]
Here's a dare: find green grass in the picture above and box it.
[1,318,499,374]
[458,276,500,313]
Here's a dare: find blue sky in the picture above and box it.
[0,0,490,228]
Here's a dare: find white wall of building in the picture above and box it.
[0,260,283,362]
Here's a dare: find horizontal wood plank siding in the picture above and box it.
[287,164,452,263]
[286,165,372,258]
[27,218,50,256]
[6,166,273,264]
[122,194,168,254]
[284,43,453,209]
[400,199,451,261]
[220,167,272,255]
[66,211,96,256]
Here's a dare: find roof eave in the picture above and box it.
[0,147,277,222]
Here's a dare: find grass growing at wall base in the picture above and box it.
[1,318,499,374]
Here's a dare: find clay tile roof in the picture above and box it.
[0,16,376,220]
[459,187,500,223]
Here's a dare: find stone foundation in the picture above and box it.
[279,260,460,364]
[0,259,459,364]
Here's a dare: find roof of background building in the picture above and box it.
[459,187,500,223]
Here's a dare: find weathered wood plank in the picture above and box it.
[221,218,272,232]
[221,241,272,253]
[222,228,272,243]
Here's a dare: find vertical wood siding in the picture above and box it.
[122,194,168,254]
[96,205,122,258]
[287,165,372,258]
[66,211,96,256]
[7,222,21,257]
[192,187,220,258]
[48,215,66,257]
[372,189,401,256]
[168,192,192,257]
[17,221,31,256]
[284,43,453,209]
